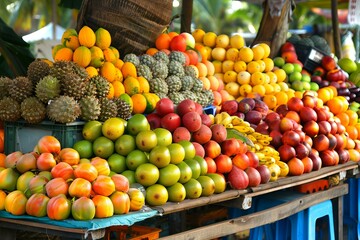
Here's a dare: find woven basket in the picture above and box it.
[76,0,172,57]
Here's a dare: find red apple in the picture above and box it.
[246,151,259,168]
[321,55,337,71]
[278,144,296,162]
[299,107,318,123]
[309,151,322,171]
[221,100,239,116]
[185,49,199,65]
[281,42,296,53]
[282,51,298,63]
[302,120,319,137]
[221,138,240,157]
[200,113,212,127]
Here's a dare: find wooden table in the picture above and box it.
[0,162,358,240]
[154,162,359,240]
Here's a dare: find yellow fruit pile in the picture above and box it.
[53,26,159,115]
[191,29,298,110]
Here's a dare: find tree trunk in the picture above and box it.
[251,0,295,58]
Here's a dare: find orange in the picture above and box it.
[199,76,211,90]
[223,70,237,83]
[246,61,260,74]
[317,87,332,103]
[346,125,359,140]
[258,43,271,58]
[111,80,125,98]
[263,58,274,72]
[192,29,206,43]
[348,149,360,162]
[196,62,208,77]
[123,76,140,96]
[224,82,240,98]
[194,43,208,62]
[208,75,220,91]
[137,76,150,93]
[226,48,239,61]
[346,109,359,126]
[252,84,266,97]
[114,68,123,82]
[54,47,73,61]
[100,61,116,82]
[73,46,91,68]
[114,58,124,70]
[327,97,345,115]
[103,48,116,63]
[78,26,96,48]
[237,71,251,85]
[222,60,235,72]
[275,91,289,106]
[335,112,350,127]
[251,44,265,61]
[107,82,114,99]
[203,60,215,76]
[143,93,159,114]
[146,48,158,56]
[239,83,251,96]
[215,34,230,48]
[250,72,265,85]
[263,94,277,109]
[95,27,112,50]
[273,68,287,82]
[256,60,266,72]
[155,33,171,50]
[168,31,179,40]
[230,35,245,49]
[234,60,247,73]
[52,44,65,60]
[211,47,226,61]
[121,62,137,78]
[110,46,120,59]
[203,32,217,47]
[61,28,78,44]
[63,35,80,50]
[131,94,147,114]
[212,60,222,73]
[238,47,254,63]
[86,66,99,78]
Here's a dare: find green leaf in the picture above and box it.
[226,128,254,147]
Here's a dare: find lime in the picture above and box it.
[92,136,114,158]
[107,153,127,173]
[310,82,319,91]
[73,140,93,159]
[291,80,304,91]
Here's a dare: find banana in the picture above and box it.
[231,116,244,126]
[251,132,263,140]
[233,125,253,133]
[257,140,270,146]
[268,163,281,180]
[221,115,233,126]
[276,161,289,177]
[214,114,223,125]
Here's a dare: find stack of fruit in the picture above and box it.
[0,136,145,220]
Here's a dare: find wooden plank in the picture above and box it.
[158,184,348,240]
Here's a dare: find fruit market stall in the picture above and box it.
[1,1,360,238]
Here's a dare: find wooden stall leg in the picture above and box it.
[0,227,16,240]
[332,196,344,240]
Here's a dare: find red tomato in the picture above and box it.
[47,194,71,220]
[92,195,114,218]
[71,197,95,220]
[26,193,50,217]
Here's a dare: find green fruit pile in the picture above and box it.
[76,114,226,206]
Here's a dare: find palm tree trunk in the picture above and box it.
[251,0,295,58]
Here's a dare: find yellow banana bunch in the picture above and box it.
[276,160,289,177]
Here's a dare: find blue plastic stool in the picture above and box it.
[249,191,335,240]
[343,177,360,240]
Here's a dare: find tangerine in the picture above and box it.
[131,94,147,114]
[155,33,171,50]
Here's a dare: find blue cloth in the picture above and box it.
[0,208,159,231]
